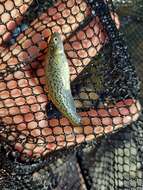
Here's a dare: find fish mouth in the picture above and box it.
[50,32,61,41]
[52,32,61,38]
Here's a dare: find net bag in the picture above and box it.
[76,1,143,189]
[0,0,142,189]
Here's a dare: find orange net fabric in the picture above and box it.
[0,0,141,160]
[0,0,33,44]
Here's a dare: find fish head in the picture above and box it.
[49,32,64,53]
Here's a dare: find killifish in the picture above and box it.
[45,32,81,126]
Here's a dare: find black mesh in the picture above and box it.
[0,0,142,189]
[0,0,141,160]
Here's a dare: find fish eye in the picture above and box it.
[54,37,58,42]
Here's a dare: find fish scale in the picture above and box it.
[45,32,81,126]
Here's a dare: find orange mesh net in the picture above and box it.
[0,0,141,160]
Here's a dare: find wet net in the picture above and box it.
[0,0,142,189]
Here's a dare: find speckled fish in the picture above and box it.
[45,32,81,126]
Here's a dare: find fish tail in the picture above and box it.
[67,112,81,126]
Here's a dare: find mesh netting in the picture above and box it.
[0,0,143,189]
[0,0,141,161]
[0,0,143,190]
[76,1,143,189]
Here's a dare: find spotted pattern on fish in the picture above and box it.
[45,32,81,126]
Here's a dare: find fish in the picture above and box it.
[45,32,81,126]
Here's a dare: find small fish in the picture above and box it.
[45,32,81,126]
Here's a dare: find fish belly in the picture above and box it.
[46,54,81,126]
